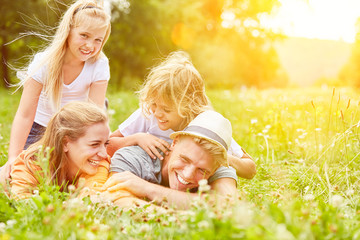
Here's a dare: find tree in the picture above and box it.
[1,0,71,88]
[339,18,360,88]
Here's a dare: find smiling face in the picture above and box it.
[66,22,107,63]
[150,98,185,131]
[64,122,110,179]
[163,136,218,191]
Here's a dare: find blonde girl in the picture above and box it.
[10,101,110,199]
[1,0,111,183]
[107,51,256,179]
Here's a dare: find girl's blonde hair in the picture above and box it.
[138,51,211,129]
[24,101,108,186]
[19,0,111,110]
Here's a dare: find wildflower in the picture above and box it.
[46,204,54,213]
[303,194,315,201]
[346,189,354,196]
[233,202,253,228]
[139,224,151,233]
[330,195,344,208]
[315,128,321,132]
[250,119,258,124]
[0,222,6,233]
[33,190,39,195]
[6,220,16,228]
[108,109,115,115]
[68,184,76,192]
[276,224,295,240]
[198,179,211,193]
[198,220,210,229]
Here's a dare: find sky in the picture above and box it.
[260,0,360,43]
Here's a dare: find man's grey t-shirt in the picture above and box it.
[110,146,237,185]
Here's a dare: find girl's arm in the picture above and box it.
[88,80,108,107]
[2,79,42,184]
[228,153,256,179]
[228,138,256,179]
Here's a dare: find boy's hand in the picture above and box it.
[134,133,170,160]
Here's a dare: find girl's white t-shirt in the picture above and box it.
[118,108,244,158]
[27,52,110,127]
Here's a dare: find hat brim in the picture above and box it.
[170,131,228,164]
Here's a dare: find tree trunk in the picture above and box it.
[1,36,10,88]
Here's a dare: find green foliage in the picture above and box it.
[2,0,284,90]
[1,87,360,239]
[339,18,360,88]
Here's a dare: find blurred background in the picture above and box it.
[1,0,360,91]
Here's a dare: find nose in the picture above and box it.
[85,40,94,49]
[97,145,107,159]
[182,165,196,182]
[154,107,164,118]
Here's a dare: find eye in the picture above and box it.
[104,141,110,147]
[80,33,87,38]
[180,156,189,163]
[163,108,171,113]
[95,38,103,43]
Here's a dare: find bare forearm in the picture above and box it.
[8,114,34,161]
[145,183,198,209]
[107,134,141,157]
[229,155,256,179]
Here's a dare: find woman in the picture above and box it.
[9,101,111,199]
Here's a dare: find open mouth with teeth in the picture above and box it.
[157,119,167,124]
[176,172,190,185]
[88,159,100,167]
[80,49,92,55]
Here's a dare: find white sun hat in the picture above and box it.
[170,110,232,161]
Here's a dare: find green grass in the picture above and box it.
[0,87,359,239]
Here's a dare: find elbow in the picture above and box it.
[243,161,257,180]
[106,138,119,157]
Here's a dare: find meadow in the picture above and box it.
[0,87,359,239]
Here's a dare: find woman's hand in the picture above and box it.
[102,171,151,198]
[0,159,15,186]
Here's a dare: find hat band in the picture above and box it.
[183,126,228,150]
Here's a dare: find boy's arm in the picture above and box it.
[228,153,256,179]
[107,130,170,159]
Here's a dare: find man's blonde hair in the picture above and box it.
[18,0,111,110]
[24,101,108,186]
[138,51,211,129]
[178,135,227,168]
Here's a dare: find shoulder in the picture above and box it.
[114,146,148,160]
[93,55,109,67]
[208,166,237,183]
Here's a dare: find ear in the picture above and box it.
[170,137,178,150]
[63,136,69,153]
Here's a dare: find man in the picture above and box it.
[103,110,239,209]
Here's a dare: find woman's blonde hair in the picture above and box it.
[19,0,111,110]
[138,51,211,129]
[24,101,108,186]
